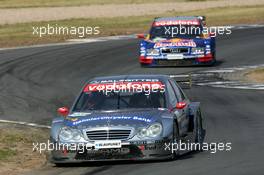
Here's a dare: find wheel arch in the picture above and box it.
[188,102,202,132]
[50,117,64,142]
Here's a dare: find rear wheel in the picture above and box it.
[211,52,216,65]
[140,63,146,67]
[171,121,180,159]
[194,111,203,151]
[140,63,150,67]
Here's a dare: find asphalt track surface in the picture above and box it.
[0,27,263,175]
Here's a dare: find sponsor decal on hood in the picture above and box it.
[154,39,196,48]
[67,116,152,126]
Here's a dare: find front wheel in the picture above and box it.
[171,121,180,159]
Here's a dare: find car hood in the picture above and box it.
[63,109,168,129]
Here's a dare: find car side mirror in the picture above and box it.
[57,107,69,117]
[136,33,146,39]
[176,102,187,109]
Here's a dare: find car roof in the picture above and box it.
[154,16,199,22]
[89,74,170,83]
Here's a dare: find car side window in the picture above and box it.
[169,79,185,101]
[166,81,178,105]
[178,87,187,101]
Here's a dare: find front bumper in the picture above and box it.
[139,53,215,67]
[50,139,172,163]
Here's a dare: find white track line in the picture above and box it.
[170,73,215,78]
[0,41,83,51]
[0,119,50,128]
[0,35,136,51]
[171,64,264,90]
[206,85,264,90]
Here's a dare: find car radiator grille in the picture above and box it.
[86,129,131,140]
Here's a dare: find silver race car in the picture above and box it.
[50,74,205,164]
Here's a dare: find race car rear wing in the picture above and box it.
[170,74,192,89]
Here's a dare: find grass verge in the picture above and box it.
[0,0,190,8]
[0,5,264,48]
[245,68,264,83]
[0,123,49,175]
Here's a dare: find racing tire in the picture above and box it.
[194,111,203,151]
[140,63,148,67]
[210,52,217,66]
[171,120,180,160]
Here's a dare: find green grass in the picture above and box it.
[0,149,17,160]
[0,0,189,8]
[246,68,264,83]
[252,69,264,73]
[0,5,264,47]
[0,125,49,162]
[186,0,207,1]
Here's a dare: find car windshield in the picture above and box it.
[150,25,203,40]
[73,90,166,111]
